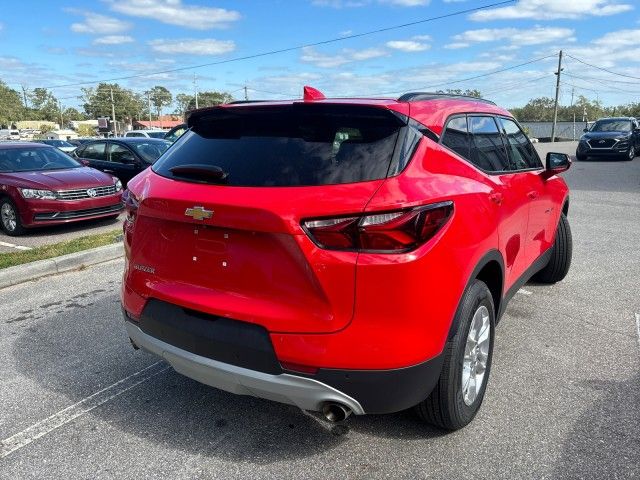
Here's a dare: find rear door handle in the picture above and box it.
[527,191,539,199]
[489,192,503,205]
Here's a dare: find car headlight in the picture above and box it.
[20,188,57,200]
[113,178,123,191]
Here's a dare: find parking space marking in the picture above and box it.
[0,361,170,459]
[635,313,640,349]
[0,240,32,251]
[517,288,533,296]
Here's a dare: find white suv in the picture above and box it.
[124,130,167,139]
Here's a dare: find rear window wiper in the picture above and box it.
[169,164,229,184]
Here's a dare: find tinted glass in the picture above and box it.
[82,142,107,160]
[442,116,470,159]
[469,116,510,172]
[42,140,73,147]
[153,105,404,186]
[591,120,632,132]
[146,131,166,139]
[0,147,81,172]
[109,144,136,164]
[165,126,187,142]
[127,132,144,137]
[498,117,542,170]
[132,140,171,163]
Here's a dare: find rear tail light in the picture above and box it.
[302,201,453,253]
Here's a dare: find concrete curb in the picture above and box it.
[0,242,124,289]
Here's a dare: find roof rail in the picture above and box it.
[225,100,273,105]
[398,92,496,105]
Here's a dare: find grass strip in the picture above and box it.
[0,229,122,269]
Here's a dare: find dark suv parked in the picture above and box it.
[72,138,171,186]
[576,117,640,161]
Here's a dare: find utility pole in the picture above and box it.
[58,100,64,129]
[147,91,152,123]
[110,87,117,137]
[20,85,28,109]
[193,74,199,109]
[244,86,249,101]
[570,87,575,141]
[550,50,563,143]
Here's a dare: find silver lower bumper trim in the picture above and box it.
[125,323,365,415]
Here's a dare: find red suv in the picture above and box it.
[121,89,572,430]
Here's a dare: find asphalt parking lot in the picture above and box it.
[1,142,639,479]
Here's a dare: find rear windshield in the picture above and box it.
[146,131,167,139]
[153,104,406,186]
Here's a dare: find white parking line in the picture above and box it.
[635,313,640,349]
[0,361,169,459]
[517,288,533,296]
[0,240,32,251]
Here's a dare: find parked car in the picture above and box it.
[72,137,171,186]
[35,139,77,154]
[164,123,187,143]
[576,117,640,161]
[0,129,21,141]
[0,142,123,235]
[124,130,167,139]
[121,89,572,430]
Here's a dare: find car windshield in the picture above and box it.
[0,147,82,172]
[591,120,632,132]
[43,140,74,147]
[146,131,167,139]
[132,140,171,163]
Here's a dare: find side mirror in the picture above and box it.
[542,152,571,179]
[79,159,90,166]
[582,128,589,133]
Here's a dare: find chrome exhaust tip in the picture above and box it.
[322,402,352,422]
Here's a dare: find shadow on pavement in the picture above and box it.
[11,293,445,464]
[553,375,640,479]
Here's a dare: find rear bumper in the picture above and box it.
[123,299,444,414]
[125,321,366,415]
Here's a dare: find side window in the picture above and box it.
[82,142,107,161]
[498,117,542,170]
[441,116,470,159]
[469,116,510,172]
[109,144,135,164]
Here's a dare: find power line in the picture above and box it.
[37,0,515,90]
[562,72,640,95]
[565,54,640,81]
[482,73,554,97]
[352,54,557,97]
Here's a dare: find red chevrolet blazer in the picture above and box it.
[121,88,572,430]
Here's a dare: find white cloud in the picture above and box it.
[312,0,429,7]
[386,40,430,52]
[561,28,640,67]
[471,0,633,21]
[446,26,575,49]
[149,38,236,56]
[108,0,240,30]
[93,35,134,45]
[71,12,131,34]
[301,46,387,68]
[381,0,430,5]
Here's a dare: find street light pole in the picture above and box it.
[193,74,199,110]
[550,50,563,143]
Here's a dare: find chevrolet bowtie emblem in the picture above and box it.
[185,206,213,221]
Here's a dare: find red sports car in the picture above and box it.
[0,142,123,235]
[121,88,572,430]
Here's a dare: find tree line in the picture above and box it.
[1,79,639,128]
[0,79,233,128]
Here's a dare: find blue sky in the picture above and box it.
[0,0,639,110]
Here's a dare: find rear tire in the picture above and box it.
[0,198,26,236]
[533,213,572,283]
[415,280,495,430]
